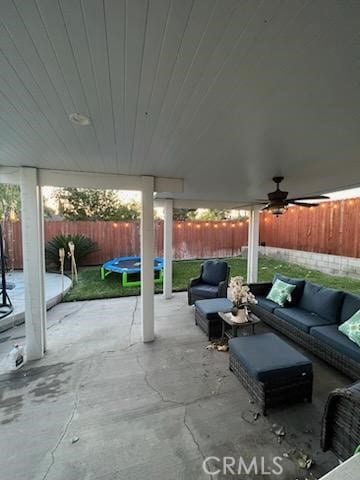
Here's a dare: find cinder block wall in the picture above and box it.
[258,246,360,280]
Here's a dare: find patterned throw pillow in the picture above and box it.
[266,279,296,307]
[339,310,360,347]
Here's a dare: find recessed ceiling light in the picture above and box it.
[69,113,91,126]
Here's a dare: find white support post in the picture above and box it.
[163,199,173,299]
[247,208,260,284]
[141,176,155,342]
[38,186,47,351]
[20,167,46,360]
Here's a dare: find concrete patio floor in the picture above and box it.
[0,293,348,480]
[0,271,72,333]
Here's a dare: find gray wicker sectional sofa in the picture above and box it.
[249,274,360,380]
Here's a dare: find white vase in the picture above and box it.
[232,307,248,323]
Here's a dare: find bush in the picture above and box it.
[45,234,98,270]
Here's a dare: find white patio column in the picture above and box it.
[247,208,260,283]
[20,167,46,360]
[141,176,155,342]
[163,199,173,299]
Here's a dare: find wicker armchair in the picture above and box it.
[321,381,360,461]
[187,260,230,305]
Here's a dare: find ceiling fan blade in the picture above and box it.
[232,201,269,209]
[287,195,329,201]
[262,205,271,211]
[289,201,320,207]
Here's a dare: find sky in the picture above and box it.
[326,187,360,200]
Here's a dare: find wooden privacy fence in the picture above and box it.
[6,220,249,269]
[259,198,360,258]
[5,198,360,269]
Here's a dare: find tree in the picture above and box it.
[56,188,140,221]
[173,208,235,221]
[0,184,21,221]
[173,208,197,220]
[195,209,229,220]
[0,184,21,271]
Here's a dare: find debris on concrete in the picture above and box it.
[217,344,229,352]
[241,410,261,424]
[270,424,286,444]
[206,340,229,352]
[71,436,79,444]
[271,424,286,438]
[296,452,313,470]
[288,448,314,470]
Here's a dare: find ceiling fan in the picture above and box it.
[255,176,329,216]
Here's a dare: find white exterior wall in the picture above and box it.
[259,246,360,279]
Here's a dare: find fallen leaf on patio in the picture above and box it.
[290,449,313,470]
[241,410,260,424]
[217,345,229,352]
[271,424,286,437]
[298,455,313,470]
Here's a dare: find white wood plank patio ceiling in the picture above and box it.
[0,0,360,203]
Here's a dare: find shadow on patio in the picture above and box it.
[0,293,346,479]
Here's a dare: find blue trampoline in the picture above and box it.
[100,256,164,287]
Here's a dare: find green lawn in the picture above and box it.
[63,256,360,302]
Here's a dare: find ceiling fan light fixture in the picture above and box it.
[269,204,287,216]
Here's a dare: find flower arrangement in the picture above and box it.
[229,276,257,311]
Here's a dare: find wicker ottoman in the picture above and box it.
[194,298,233,339]
[229,333,313,414]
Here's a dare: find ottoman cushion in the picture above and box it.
[195,298,233,319]
[229,333,312,384]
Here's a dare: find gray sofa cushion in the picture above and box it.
[191,283,220,299]
[298,282,344,323]
[202,260,228,286]
[256,295,279,313]
[229,333,312,383]
[195,298,233,319]
[340,292,360,324]
[273,274,305,305]
[311,325,360,363]
[274,307,335,333]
